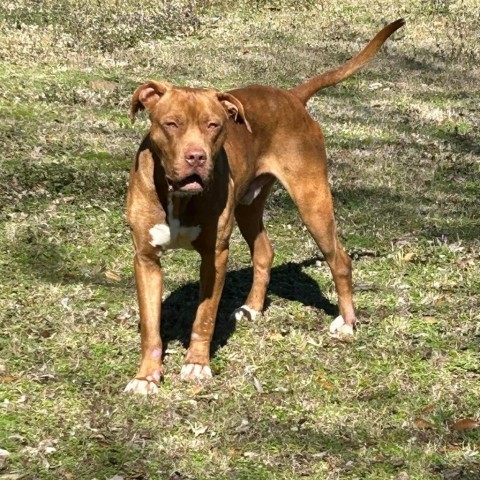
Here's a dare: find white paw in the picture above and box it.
[124,378,159,395]
[233,305,260,321]
[180,363,213,381]
[329,315,355,339]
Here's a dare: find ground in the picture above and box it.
[0,1,479,479]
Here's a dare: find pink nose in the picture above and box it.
[185,149,207,167]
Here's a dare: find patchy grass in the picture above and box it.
[0,1,479,479]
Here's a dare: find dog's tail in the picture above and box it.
[289,18,405,104]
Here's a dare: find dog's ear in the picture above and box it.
[130,81,173,122]
[217,92,252,133]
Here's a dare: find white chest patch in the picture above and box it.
[149,202,201,251]
[149,224,171,248]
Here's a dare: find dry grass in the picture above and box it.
[0,1,479,479]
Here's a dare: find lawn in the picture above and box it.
[0,1,479,479]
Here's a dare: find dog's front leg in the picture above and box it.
[124,148,167,395]
[181,222,233,380]
[125,253,163,396]
[124,248,164,394]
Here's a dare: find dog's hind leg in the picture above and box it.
[275,149,357,337]
[233,177,276,321]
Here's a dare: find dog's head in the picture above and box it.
[131,81,251,195]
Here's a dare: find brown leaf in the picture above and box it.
[450,418,479,431]
[403,252,415,262]
[319,379,333,390]
[269,333,283,341]
[442,467,464,480]
[191,385,203,395]
[316,372,334,390]
[0,376,19,383]
[443,444,461,452]
[421,404,436,414]
[90,80,117,91]
[105,271,121,281]
[413,417,434,429]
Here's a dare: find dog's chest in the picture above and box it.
[149,202,201,251]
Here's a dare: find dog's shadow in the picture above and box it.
[160,259,338,357]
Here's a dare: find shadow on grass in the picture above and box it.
[8,225,337,355]
[160,259,338,357]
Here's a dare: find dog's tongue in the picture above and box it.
[168,175,204,193]
[179,179,202,191]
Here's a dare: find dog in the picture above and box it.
[124,19,405,394]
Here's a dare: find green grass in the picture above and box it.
[1,1,479,479]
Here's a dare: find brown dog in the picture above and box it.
[124,19,405,394]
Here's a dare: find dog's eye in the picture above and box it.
[208,122,219,130]
[164,121,178,129]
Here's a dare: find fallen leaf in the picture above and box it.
[0,376,19,383]
[369,82,383,90]
[90,80,117,91]
[316,372,333,390]
[235,419,250,433]
[0,449,10,469]
[421,404,436,414]
[443,444,461,452]
[442,467,464,480]
[190,423,208,437]
[269,333,283,341]
[413,417,434,429]
[191,385,203,395]
[105,271,121,281]
[319,379,333,390]
[169,472,187,480]
[60,298,71,310]
[450,418,479,431]
[403,252,415,262]
[253,376,264,393]
[46,202,57,215]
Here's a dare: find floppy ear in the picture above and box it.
[130,81,173,122]
[216,92,252,133]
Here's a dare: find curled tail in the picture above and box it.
[289,18,405,104]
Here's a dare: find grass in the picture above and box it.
[0,0,479,479]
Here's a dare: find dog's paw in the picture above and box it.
[328,315,355,340]
[232,305,260,321]
[180,363,213,381]
[124,377,159,395]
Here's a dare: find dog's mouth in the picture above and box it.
[166,174,205,195]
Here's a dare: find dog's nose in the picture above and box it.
[185,149,207,167]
